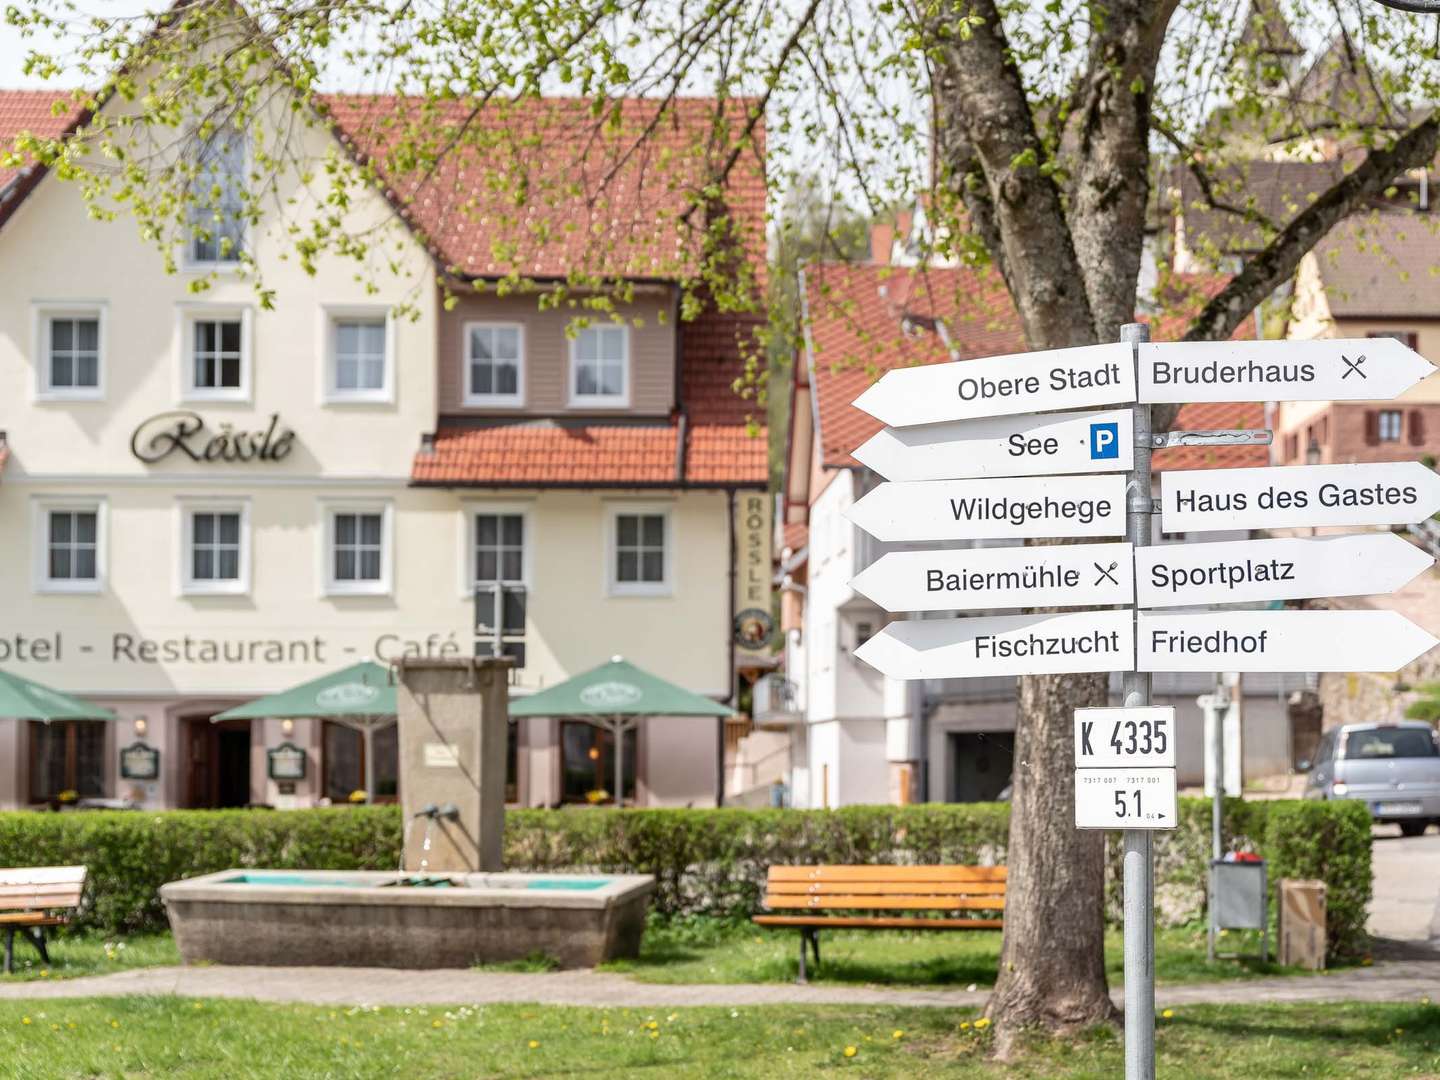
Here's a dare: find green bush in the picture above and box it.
[0,799,1370,959]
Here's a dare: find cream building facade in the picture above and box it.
[0,86,767,810]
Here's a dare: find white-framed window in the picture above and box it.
[606,504,671,596]
[178,306,252,402]
[464,322,525,407]
[33,304,106,401]
[473,510,527,586]
[186,124,246,266]
[179,501,250,595]
[33,498,105,594]
[1379,409,1403,442]
[321,501,393,596]
[323,307,394,404]
[569,324,629,407]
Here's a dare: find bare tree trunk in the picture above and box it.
[987,670,1116,1055]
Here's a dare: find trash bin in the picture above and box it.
[1278,879,1327,971]
[1208,856,1267,962]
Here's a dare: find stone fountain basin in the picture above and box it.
[160,870,655,969]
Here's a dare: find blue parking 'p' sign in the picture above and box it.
[1090,422,1120,460]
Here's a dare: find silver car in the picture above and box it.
[1302,721,1440,837]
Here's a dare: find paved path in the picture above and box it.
[0,959,1435,1009]
[1369,825,1440,944]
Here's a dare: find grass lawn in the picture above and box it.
[0,998,1435,1078]
[600,919,1310,987]
[0,932,178,983]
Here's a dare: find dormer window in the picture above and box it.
[569,324,629,407]
[187,125,246,265]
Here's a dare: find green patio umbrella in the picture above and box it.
[213,661,395,801]
[510,656,734,806]
[0,668,116,721]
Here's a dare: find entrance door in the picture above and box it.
[947,732,1014,803]
[185,717,252,808]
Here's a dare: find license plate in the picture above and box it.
[1376,802,1423,816]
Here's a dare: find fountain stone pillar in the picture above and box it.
[394,657,512,873]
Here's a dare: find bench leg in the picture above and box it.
[796,929,809,985]
[24,928,50,967]
[810,928,820,970]
[3,929,12,976]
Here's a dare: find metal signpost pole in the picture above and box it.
[1120,321,1155,1080]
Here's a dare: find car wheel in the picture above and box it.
[1399,821,1428,838]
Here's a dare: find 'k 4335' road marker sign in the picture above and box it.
[854,609,1133,680]
[853,408,1134,481]
[1137,609,1440,673]
[1160,461,1440,533]
[851,542,1134,613]
[852,342,1135,426]
[1138,337,1435,403]
[845,474,1126,543]
[1135,534,1435,608]
[1075,768,1178,830]
[1075,706,1176,769]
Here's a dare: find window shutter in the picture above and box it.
[1364,411,1380,446]
[1410,410,1427,447]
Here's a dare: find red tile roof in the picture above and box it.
[0,89,83,192]
[803,262,1268,475]
[321,95,766,286]
[414,420,680,486]
[803,262,1023,470]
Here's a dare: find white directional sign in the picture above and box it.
[853,408,1134,482]
[852,542,1134,613]
[853,342,1135,427]
[1137,609,1440,673]
[1161,461,1440,534]
[1139,338,1436,403]
[854,609,1133,680]
[1136,534,1435,608]
[1075,768,1178,830]
[846,474,1126,543]
[1075,707,1176,769]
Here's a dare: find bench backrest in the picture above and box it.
[764,865,1006,912]
[0,866,87,913]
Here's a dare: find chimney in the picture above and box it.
[869,223,894,265]
[896,209,914,246]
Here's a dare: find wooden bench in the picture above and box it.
[752,865,1006,982]
[0,866,87,974]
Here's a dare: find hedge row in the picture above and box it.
[0,798,1371,956]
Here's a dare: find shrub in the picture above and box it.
[0,799,1369,958]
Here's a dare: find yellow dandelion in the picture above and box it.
[21,1017,31,1026]
[959,1021,970,1030]
[50,1024,59,1031]
[528,1040,540,1050]
[193,1002,204,1010]
[112,1045,121,1053]
[432,1020,443,1028]
[67,1022,76,1030]
[666,1013,678,1022]
[645,1020,659,1030]
[974,1018,991,1030]
[109,1020,120,1029]
[1161,1009,1174,1019]
[649,1030,659,1040]
[38,970,48,978]
[843,1046,858,1058]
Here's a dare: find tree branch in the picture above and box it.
[1152,118,1280,232]
[928,0,1094,350]
[1183,111,1440,344]
[1062,0,1181,340]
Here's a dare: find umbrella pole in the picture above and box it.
[364,725,376,803]
[613,717,624,809]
